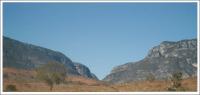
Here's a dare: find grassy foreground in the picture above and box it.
[3,68,197,92]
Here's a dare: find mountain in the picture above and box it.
[74,62,98,79]
[103,39,197,84]
[3,36,98,80]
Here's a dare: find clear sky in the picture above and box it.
[3,3,197,79]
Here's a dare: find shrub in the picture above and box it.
[168,72,184,91]
[171,72,182,88]
[6,84,17,91]
[3,73,8,78]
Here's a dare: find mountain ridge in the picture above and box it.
[103,38,197,84]
[3,36,98,80]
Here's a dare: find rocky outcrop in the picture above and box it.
[74,62,98,80]
[103,39,197,84]
[3,36,98,80]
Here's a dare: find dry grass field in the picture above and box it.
[3,68,197,92]
[113,77,197,91]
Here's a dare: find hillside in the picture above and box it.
[3,36,97,80]
[3,37,197,92]
[103,39,197,84]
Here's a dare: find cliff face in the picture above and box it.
[74,62,98,80]
[3,36,97,80]
[103,39,197,84]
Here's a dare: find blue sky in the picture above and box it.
[3,3,197,79]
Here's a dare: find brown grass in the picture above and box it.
[67,75,101,86]
[112,77,197,91]
[3,68,197,92]
[3,81,117,92]
[181,77,197,91]
[3,67,117,92]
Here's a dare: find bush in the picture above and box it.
[168,72,184,91]
[3,73,8,78]
[167,87,176,91]
[6,84,17,91]
[171,72,182,88]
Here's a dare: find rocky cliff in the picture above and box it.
[74,62,98,79]
[103,39,197,84]
[3,36,98,80]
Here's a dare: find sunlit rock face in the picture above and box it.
[74,62,98,80]
[103,39,197,84]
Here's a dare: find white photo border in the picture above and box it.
[0,0,199,95]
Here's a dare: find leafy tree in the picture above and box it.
[36,61,67,91]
